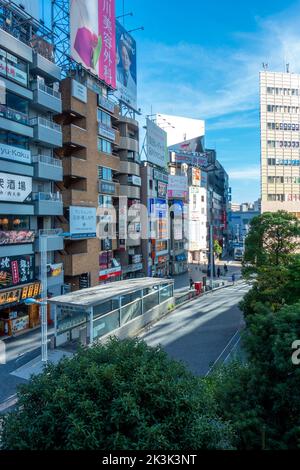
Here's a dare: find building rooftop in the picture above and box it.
[49,278,173,308]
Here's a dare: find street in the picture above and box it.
[141,281,248,376]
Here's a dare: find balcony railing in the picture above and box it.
[32,192,62,202]
[30,116,61,132]
[32,154,62,168]
[34,81,61,99]
[0,104,29,125]
[38,228,63,237]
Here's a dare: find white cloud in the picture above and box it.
[228,166,260,181]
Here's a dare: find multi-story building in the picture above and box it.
[115,113,143,279]
[228,201,260,249]
[0,2,63,337]
[55,76,122,291]
[167,173,188,275]
[260,70,300,216]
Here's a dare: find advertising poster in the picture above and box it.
[70,0,116,88]
[146,119,168,169]
[167,175,188,199]
[0,255,35,289]
[69,206,97,239]
[0,230,35,246]
[116,20,137,110]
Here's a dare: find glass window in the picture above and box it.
[98,166,113,181]
[98,195,113,207]
[0,48,28,87]
[97,109,111,127]
[98,138,112,154]
[0,215,30,230]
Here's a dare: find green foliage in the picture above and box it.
[0,338,236,450]
[208,303,300,449]
[243,211,300,275]
[214,240,223,257]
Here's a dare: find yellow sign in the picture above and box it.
[0,282,41,306]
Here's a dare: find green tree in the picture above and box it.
[208,302,300,449]
[214,240,223,258]
[243,211,300,276]
[0,338,236,450]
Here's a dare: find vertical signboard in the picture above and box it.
[69,206,97,238]
[116,21,137,110]
[70,0,116,88]
[146,119,168,169]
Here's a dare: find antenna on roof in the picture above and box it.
[262,63,268,70]
[286,63,290,73]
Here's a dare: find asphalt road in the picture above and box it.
[141,282,249,376]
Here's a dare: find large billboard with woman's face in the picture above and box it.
[116,21,137,110]
[70,0,116,88]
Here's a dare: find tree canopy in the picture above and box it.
[0,338,235,451]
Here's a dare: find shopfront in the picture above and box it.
[0,281,42,336]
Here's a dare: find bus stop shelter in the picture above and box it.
[49,278,174,346]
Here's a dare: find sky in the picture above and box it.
[41,0,300,203]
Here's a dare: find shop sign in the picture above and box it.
[72,79,87,103]
[47,263,63,278]
[0,255,35,289]
[99,181,116,195]
[69,206,97,239]
[99,266,122,281]
[128,175,142,187]
[157,181,167,198]
[98,123,116,141]
[0,173,32,203]
[153,169,168,183]
[0,230,35,246]
[0,143,31,165]
[0,281,41,306]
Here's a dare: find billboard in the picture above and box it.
[167,175,188,199]
[116,21,137,110]
[146,119,168,169]
[0,173,32,203]
[0,255,35,290]
[0,230,35,246]
[69,206,97,239]
[0,143,31,165]
[169,135,205,154]
[70,0,116,88]
[156,115,205,146]
[191,167,201,187]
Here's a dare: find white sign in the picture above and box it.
[0,173,32,203]
[0,143,31,165]
[69,206,96,239]
[72,80,87,103]
[167,175,188,197]
[146,119,168,169]
[128,175,141,186]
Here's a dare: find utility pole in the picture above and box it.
[40,233,48,363]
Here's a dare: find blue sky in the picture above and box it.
[42,0,300,203]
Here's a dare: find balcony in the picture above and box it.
[32,81,62,114]
[30,117,62,148]
[35,229,64,252]
[63,124,88,148]
[31,52,61,82]
[118,115,139,129]
[32,192,63,216]
[63,253,89,277]
[119,185,140,199]
[0,105,33,138]
[32,155,63,181]
[119,136,139,153]
[63,156,86,178]
[119,161,140,176]
[98,95,117,114]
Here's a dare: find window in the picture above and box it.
[0,215,30,230]
[98,166,113,181]
[149,179,153,190]
[0,48,28,87]
[97,109,111,127]
[0,130,29,148]
[98,195,113,207]
[98,138,112,154]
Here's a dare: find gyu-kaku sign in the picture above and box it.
[0,172,32,203]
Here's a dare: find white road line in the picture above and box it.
[205,329,241,377]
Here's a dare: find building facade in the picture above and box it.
[228,201,260,254]
[260,70,300,216]
[0,3,63,337]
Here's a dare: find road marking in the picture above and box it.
[205,329,241,377]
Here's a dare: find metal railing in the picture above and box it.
[30,116,61,132]
[32,192,62,202]
[0,104,29,125]
[32,154,62,167]
[35,81,61,99]
[38,228,63,237]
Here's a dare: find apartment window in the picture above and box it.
[0,130,29,148]
[98,195,113,207]
[267,194,284,201]
[97,109,111,127]
[201,195,205,202]
[98,166,113,181]
[97,138,112,154]
[268,158,276,166]
[0,48,28,87]
[149,179,153,190]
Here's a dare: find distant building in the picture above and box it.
[260,70,300,216]
[228,201,260,250]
